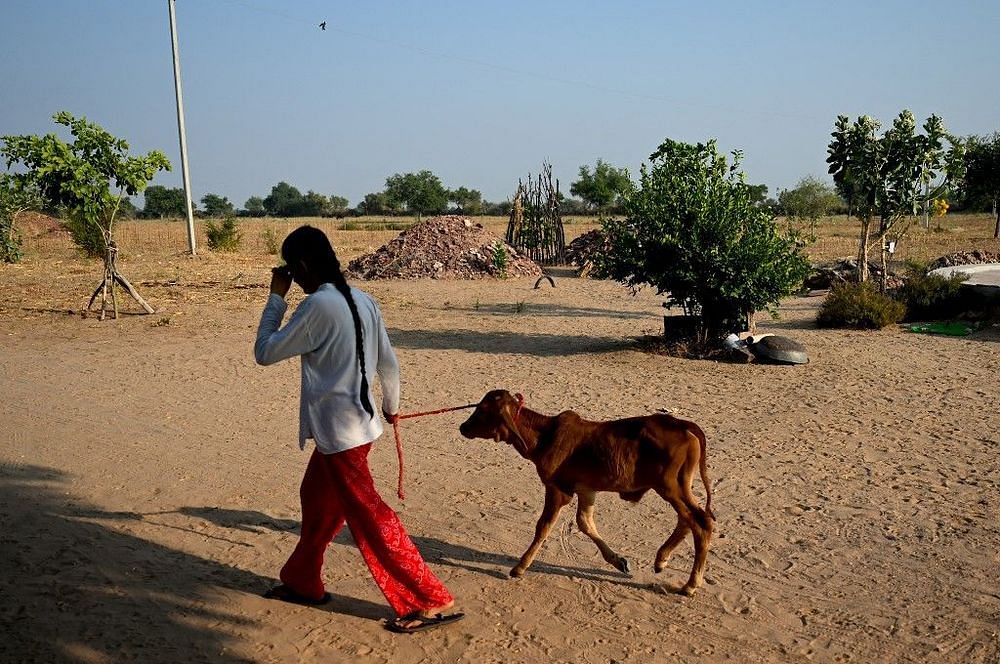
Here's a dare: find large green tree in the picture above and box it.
[827,111,964,285]
[297,190,330,217]
[200,192,234,217]
[328,194,350,217]
[142,185,187,218]
[570,159,633,213]
[263,181,304,217]
[357,192,390,215]
[384,170,448,218]
[962,132,1000,238]
[243,195,265,217]
[448,186,483,214]
[601,139,810,344]
[2,112,169,318]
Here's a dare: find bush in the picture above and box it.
[817,281,905,329]
[205,215,242,251]
[1,219,22,263]
[1,174,42,263]
[65,214,106,258]
[894,262,969,320]
[491,240,508,277]
[261,226,280,255]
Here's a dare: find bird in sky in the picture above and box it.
[319,21,326,30]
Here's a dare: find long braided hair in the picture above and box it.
[281,226,375,419]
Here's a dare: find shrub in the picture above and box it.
[261,226,280,255]
[0,219,22,263]
[894,262,969,320]
[817,281,905,329]
[205,214,242,251]
[65,212,106,258]
[1,173,42,264]
[491,240,508,278]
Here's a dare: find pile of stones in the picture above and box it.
[347,215,541,280]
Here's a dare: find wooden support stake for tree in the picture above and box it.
[86,240,155,319]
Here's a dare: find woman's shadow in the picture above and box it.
[178,506,655,591]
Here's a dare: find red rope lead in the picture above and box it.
[392,420,406,500]
[391,402,478,501]
[398,403,478,420]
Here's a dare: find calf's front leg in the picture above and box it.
[511,484,571,577]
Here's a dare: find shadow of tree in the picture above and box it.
[463,303,651,320]
[0,465,386,662]
[388,328,627,356]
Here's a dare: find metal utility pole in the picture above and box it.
[168,0,197,256]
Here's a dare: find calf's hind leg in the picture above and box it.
[576,490,631,576]
[657,459,709,595]
[654,518,689,573]
[511,485,571,578]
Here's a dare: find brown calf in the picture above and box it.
[459,390,715,595]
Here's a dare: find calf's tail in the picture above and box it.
[692,425,714,521]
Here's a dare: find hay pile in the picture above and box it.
[347,215,541,280]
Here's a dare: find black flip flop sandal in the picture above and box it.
[385,611,465,634]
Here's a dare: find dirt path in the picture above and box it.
[1,273,998,663]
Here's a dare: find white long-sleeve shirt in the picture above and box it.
[254,283,401,454]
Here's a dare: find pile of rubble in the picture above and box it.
[804,259,903,290]
[565,230,611,277]
[346,215,541,280]
[16,212,68,237]
[927,250,1000,271]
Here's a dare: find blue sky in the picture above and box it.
[2,0,998,208]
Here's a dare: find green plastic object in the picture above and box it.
[907,322,976,336]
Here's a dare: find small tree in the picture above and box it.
[569,159,633,214]
[205,214,242,251]
[778,175,843,232]
[601,139,810,345]
[2,112,170,319]
[0,173,42,264]
[827,111,964,287]
[384,171,448,218]
[962,132,1000,238]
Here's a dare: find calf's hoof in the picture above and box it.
[679,583,698,597]
[615,558,632,577]
[653,561,665,574]
[509,566,526,578]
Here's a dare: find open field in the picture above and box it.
[1,214,998,662]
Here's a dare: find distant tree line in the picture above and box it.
[121,136,999,232]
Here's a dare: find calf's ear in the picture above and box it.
[499,401,527,452]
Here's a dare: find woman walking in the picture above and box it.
[254,225,462,634]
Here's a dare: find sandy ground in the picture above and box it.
[1,255,999,662]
